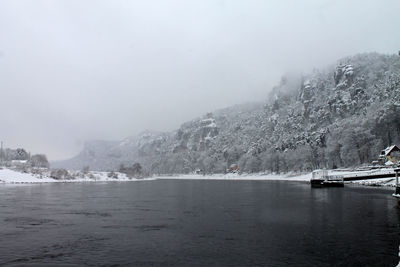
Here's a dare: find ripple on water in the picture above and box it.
[0,181,399,266]
[61,211,111,217]
[5,264,81,267]
[134,224,169,231]
[4,217,55,226]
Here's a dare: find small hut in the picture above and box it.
[378,145,400,165]
[227,164,238,173]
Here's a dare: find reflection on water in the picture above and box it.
[0,180,399,266]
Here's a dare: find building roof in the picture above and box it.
[383,145,399,156]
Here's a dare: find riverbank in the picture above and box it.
[347,177,396,187]
[0,168,311,184]
[322,168,398,188]
[0,168,149,184]
[154,172,311,181]
[0,167,397,188]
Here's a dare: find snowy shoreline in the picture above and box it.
[0,168,155,184]
[153,172,311,181]
[0,167,397,189]
[0,168,312,184]
[347,178,397,187]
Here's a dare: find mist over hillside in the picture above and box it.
[52,53,400,173]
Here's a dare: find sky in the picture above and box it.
[0,0,399,160]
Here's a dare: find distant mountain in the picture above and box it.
[52,140,120,170]
[53,52,400,173]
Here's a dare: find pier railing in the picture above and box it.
[311,170,328,180]
[311,170,344,182]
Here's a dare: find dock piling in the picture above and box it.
[395,168,400,195]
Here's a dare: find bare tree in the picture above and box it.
[30,154,49,168]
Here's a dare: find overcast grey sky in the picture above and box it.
[0,0,399,160]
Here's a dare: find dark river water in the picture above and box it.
[0,180,399,266]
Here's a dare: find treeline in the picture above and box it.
[0,147,49,168]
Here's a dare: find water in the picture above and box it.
[0,180,399,266]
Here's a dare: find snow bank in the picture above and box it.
[328,168,397,187]
[348,178,396,187]
[0,168,311,184]
[0,168,153,184]
[0,168,56,183]
[154,172,311,181]
[328,168,396,178]
[1,167,397,187]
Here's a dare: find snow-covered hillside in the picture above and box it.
[54,53,400,174]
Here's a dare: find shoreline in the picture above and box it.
[153,172,311,181]
[0,168,397,189]
[0,168,312,184]
[0,168,155,184]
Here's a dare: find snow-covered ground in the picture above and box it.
[154,172,311,181]
[155,168,399,187]
[328,168,396,179]
[0,168,311,184]
[0,167,397,188]
[0,168,153,184]
[327,168,398,187]
[348,177,396,187]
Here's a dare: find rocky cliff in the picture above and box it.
[53,53,400,173]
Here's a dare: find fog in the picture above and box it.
[0,0,399,160]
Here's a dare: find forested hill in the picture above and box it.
[53,53,400,173]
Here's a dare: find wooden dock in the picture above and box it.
[343,172,395,181]
[392,168,400,200]
[311,170,344,187]
[311,168,399,188]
